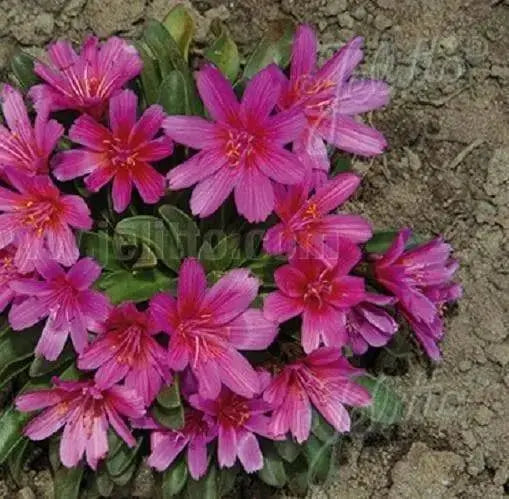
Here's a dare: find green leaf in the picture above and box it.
[0,406,31,465]
[157,376,181,409]
[29,347,74,378]
[115,216,180,271]
[357,375,404,425]
[186,464,218,499]
[135,42,161,105]
[7,438,31,485]
[364,230,424,254]
[159,205,200,257]
[49,435,61,472]
[97,269,176,304]
[217,465,239,496]
[285,456,309,496]
[162,4,195,61]
[198,234,240,273]
[54,465,84,499]
[0,359,31,390]
[303,434,337,484]
[110,459,137,487]
[143,20,202,115]
[274,439,301,463]
[132,244,158,270]
[106,438,142,478]
[331,154,352,175]
[257,446,287,488]
[162,457,188,498]
[311,411,336,442]
[204,20,240,82]
[152,403,185,430]
[0,327,39,383]
[158,70,189,115]
[78,231,122,270]
[243,19,295,78]
[10,51,39,89]
[96,467,114,497]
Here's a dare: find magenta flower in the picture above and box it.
[264,243,365,353]
[275,25,389,182]
[346,293,398,355]
[264,348,371,443]
[373,229,462,360]
[163,64,306,222]
[9,258,110,360]
[263,173,372,267]
[0,85,63,176]
[150,258,278,399]
[0,170,92,271]
[143,409,216,479]
[190,386,274,473]
[53,89,173,213]
[0,245,29,313]
[78,302,170,405]
[16,377,145,469]
[29,36,142,119]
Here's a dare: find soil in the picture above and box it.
[0,0,508,498]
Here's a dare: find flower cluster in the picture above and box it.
[0,19,461,489]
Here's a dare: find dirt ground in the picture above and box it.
[0,0,508,498]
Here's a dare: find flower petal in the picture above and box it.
[196,65,240,124]
[290,24,318,82]
[163,116,219,149]
[228,309,278,350]
[234,167,274,223]
[263,292,303,323]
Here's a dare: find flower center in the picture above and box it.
[176,315,227,368]
[217,394,250,428]
[303,202,320,220]
[303,277,332,308]
[224,130,254,167]
[103,138,139,170]
[19,198,62,237]
[287,74,336,113]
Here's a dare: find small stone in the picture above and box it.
[377,0,397,8]
[84,0,145,37]
[374,14,393,31]
[324,0,348,15]
[487,343,509,366]
[337,13,354,29]
[351,6,367,20]
[461,430,477,449]
[493,466,509,486]
[440,35,459,55]
[491,65,509,80]
[485,148,509,196]
[403,148,422,171]
[458,360,472,372]
[16,488,36,499]
[467,448,485,477]
[35,12,54,37]
[504,373,509,387]
[465,51,485,67]
[474,405,494,426]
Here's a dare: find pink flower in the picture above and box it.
[150,258,278,400]
[164,64,306,222]
[275,25,389,183]
[16,377,145,469]
[8,258,110,360]
[143,409,216,479]
[29,36,142,119]
[263,173,372,267]
[0,245,29,313]
[53,89,173,213]
[78,302,170,405]
[0,170,92,271]
[346,293,398,355]
[373,229,462,360]
[264,243,365,353]
[190,386,274,473]
[263,348,371,443]
[0,85,63,176]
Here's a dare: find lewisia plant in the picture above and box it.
[0,8,462,498]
